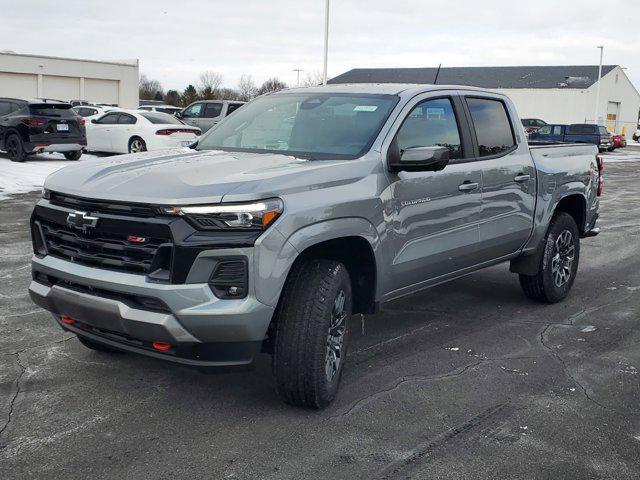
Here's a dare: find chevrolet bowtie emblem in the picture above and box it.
[66,211,99,231]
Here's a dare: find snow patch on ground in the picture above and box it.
[0,152,103,200]
[601,149,640,163]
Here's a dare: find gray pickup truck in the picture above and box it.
[29,84,602,408]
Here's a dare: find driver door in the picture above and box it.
[87,112,118,151]
[385,95,484,296]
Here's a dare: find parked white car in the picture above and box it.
[85,110,201,154]
[138,104,182,116]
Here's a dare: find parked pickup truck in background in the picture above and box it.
[28,84,602,408]
[529,123,613,151]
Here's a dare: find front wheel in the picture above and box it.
[63,150,83,161]
[519,212,580,303]
[273,258,352,409]
[128,137,147,153]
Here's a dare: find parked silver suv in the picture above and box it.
[29,84,601,408]
[179,99,245,132]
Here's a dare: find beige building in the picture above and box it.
[0,51,139,108]
[330,65,640,136]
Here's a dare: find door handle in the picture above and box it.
[458,181,479,192]
[514,174,531,183]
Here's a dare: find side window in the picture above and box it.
[0,101,11,116]
[118,114,137,124]
[553,126,563,136]
[96,113,120,124]
[466,97,515,157]
[182,103,202,118]
[537,126,552,135]
[598,126,609,135]
[203,103,223,118]
[226,103,243,116]
[395,97,463,159]
[536,119,546,127]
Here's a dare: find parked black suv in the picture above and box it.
[0,98,87,162]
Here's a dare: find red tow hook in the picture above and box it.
[152,341,171,351]
[61,316,76,325]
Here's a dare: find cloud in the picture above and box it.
[1,0,638,90]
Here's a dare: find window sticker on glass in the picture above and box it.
[353,105,378,112]
[426,107,445,118]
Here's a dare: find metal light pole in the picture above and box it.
[322,0,330,85]
[594,45,604,125]
[293,69,304,86]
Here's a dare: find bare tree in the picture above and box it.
[139,74,164,100]
[237,74,257,101]
[197,71,223,99]
[257,77,287,95]
[301,70,324,87]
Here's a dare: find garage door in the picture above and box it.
[43,75,80,101]
[0,72,38,98]
[85,78,119,106]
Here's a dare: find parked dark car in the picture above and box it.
[611,134,626,149]
[0,98,86,162]
[529,123,613,152]
[521,118,547,135]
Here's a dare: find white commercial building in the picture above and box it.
[330,65,640,136]
[0,51,139,108]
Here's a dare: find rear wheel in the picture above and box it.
[519,212,580,303]
[77,335,121,353]
[273,258,352,409]
[63,150,83,161]
[5,134,27,162]
[128,137,147,153]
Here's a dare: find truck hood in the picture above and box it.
[44,148,366,205]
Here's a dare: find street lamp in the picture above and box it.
[293,69,304,87]
[322,0,329,85]
[594,45,604,125]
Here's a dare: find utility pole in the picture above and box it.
[322,0,330,85]
[293,69,304,87]
[594,45,604,125]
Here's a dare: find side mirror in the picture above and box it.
[90,119,97,124]
[175,111,182,118]
[389,145,450,172]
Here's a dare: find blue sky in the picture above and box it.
[1,0,638,92]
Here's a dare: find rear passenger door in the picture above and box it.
[111,113,138,153]
[200,102,223,132]
[462,95,536,262]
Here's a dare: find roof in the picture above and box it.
[328,65,619,89]
[0,51,138,67]
[279,83,490,96]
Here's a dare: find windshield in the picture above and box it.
[196,93,398,159]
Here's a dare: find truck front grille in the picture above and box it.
[39,220,168,275]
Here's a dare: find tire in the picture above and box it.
[519,212,580,303]
[77,335,121,353]
[128,137,147,153]
[5,133,27,162]
[63,150,83,161]
[273,258,352,409]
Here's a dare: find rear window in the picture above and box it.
[598,126,609,135]
[140,112,183,125]
[29,103,76,117]
[466,98,515,157]
[567,124,596,135]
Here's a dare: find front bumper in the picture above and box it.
[30,254,275,366]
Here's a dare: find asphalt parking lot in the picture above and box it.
[1,154,639,479]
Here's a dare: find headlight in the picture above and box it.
[163,198,283,231]
[42,188,51,199]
